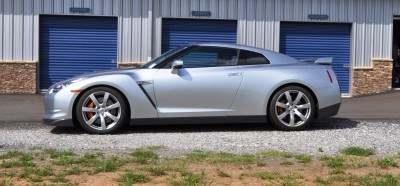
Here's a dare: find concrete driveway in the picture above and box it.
[0,91,399,122]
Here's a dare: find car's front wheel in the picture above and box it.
[75,87,128,134]
[268,86,315,131]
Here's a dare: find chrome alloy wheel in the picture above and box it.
[81,91,121,131]
[275,90,312,127]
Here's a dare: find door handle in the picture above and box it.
[343,64,350,69]
[228,72,243,76]
[111,59,117,63]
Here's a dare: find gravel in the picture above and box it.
[0,119,399,157]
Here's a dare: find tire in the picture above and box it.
[268,86,315,131]
[75,87,129,134]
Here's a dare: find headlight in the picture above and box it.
[48,77,85,94]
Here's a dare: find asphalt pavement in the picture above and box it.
[0,91,399,122]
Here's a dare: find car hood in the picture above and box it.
[72,67,142,79]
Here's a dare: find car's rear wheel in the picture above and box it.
[268,86,315,131]
[75,87,128,134]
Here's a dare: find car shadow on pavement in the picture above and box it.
[50,118,359,135]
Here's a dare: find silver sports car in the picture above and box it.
[43,43,341,134]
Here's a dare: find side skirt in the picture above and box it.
[130,116,268,125]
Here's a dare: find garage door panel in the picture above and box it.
[162,19,237,53]
[40,16,118,89]
[280,22,351,94]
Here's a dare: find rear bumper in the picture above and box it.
[318,103,341,119]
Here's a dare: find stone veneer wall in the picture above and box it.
[118,62,145,68]
[0,61,37,94]
[352,59,393,96]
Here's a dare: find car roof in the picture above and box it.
[191,43,299,64]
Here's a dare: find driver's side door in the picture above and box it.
[153,46,243,118]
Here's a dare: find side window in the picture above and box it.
[238,50,270,65]
[176,46,238,68]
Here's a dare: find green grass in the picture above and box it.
[51,173,69,183]
[281,172,303,186]
[52,156,84,166]
[0,178,12,186]
[95,158,124,173]
[37,166,54,177]
[170,170,207,186]
[377,157,398,169]
[341,147,375,157]
[0,151,24,159]
[346,156,370,168]
[19,166,54,181]
[281,160,295,166]
[323,156,345,169]
[0,160,35,168]
[118,172,150,184]
[131,149,159,164]
[372,174,399,186]
[329,168,345,175]
[64,166,83,175]
[52,152,104,168]
[19,168,33,179]
[29,175,43,183]
[260,150,294,159]
[320,156,346,175]
[186,151,257,164]
[19,153,35,162]
[295,154,312,164]
[312,173,400,186]
[216,169,230,177]
[252,171,281,180]
[2,148,400,185]
[146,165,167,176]
[315,176,333,185]
[146,146,166,151]
[45,149,77,159]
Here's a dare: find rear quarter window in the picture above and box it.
[238,50,270,65]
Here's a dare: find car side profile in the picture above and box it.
[43,43,341,134]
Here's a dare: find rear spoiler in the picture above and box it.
[300,57,333,65]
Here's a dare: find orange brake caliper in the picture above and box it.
[86,102,95,118]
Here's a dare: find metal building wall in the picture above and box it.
[0,0,151,63]
[0,0,398,67]
[152,0,395,67]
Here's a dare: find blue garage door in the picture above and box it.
[40,16,118,89]
[162,19,237,53]
[280,22,351,94]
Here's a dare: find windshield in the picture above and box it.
[141,46,187,68]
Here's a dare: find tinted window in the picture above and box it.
[141,46,187,68]
[176,46,238,68]
[238,50,269,65]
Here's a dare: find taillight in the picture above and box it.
[326,70,333,84]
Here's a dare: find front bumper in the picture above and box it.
[42,118,74,127]
[42,89,77,127]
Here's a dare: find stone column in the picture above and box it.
[0,61,37,94]
[117,62,146,68]
[352,59,393,96]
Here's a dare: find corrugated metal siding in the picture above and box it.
[0,0,151,63]
[0,0,398,67]
[39,15,118,89]
[0,0,3,60]
[161,19,237,53]
[280,22,351,93]
[152,0,396,67]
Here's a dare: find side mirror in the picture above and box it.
[171,60,183,69]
